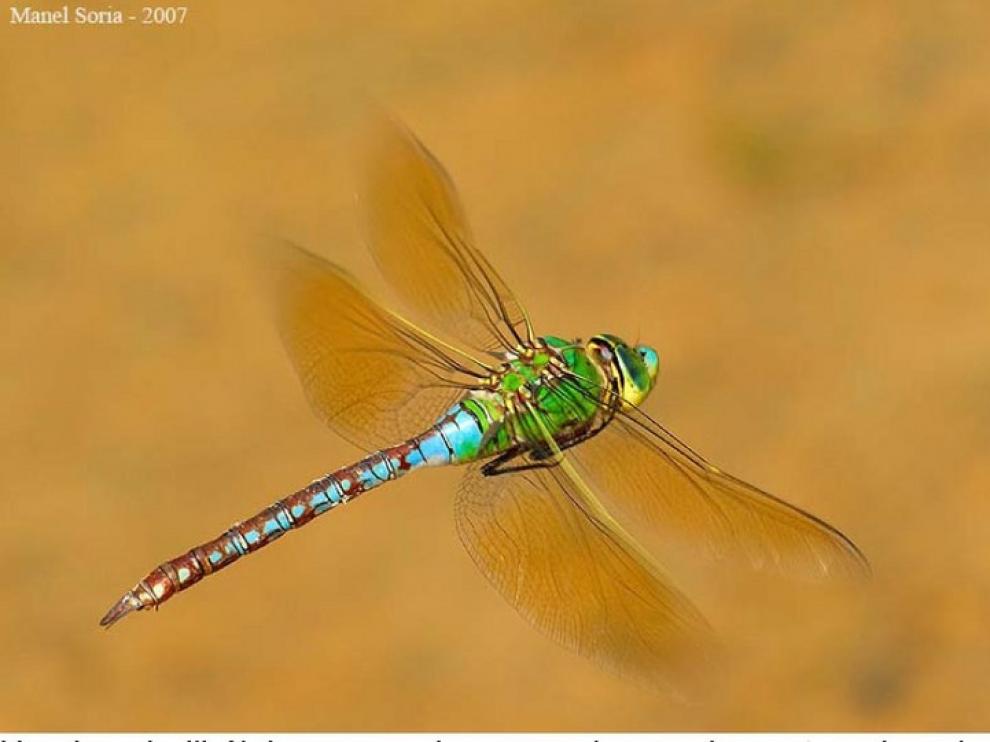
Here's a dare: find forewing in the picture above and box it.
[454,458,715,691]
[267,241,487,451]
[363,118,534,353]
[568,405,870,579]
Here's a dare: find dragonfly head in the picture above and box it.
[586,334,659,408]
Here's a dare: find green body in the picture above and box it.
[441,336,612,464]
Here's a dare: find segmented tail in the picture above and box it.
[99,431,449,627]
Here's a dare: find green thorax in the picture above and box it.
[463,335,604,458]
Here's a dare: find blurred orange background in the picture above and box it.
[2,0,989,730]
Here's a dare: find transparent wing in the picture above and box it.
[266,241,490,451]
[454,413,716,691]
[363,117,535,354]
[566,400,870,580]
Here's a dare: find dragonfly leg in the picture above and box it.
[481,420,611,477]
[481,446,566,476]
[481,448,548,476]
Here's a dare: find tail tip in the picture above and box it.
[99,590,143,628]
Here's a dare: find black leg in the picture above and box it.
[480,402,616,477]
[481,425,606,476]
[481,447,564,476]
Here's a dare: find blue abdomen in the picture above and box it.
[416,403,485,465]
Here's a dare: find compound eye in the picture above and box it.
[635,346,660,380]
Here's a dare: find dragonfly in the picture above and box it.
[101,119,869,689]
